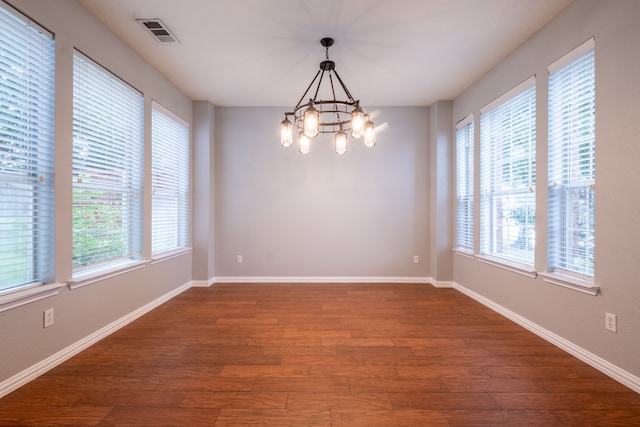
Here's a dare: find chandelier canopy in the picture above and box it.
[280,37,375,154]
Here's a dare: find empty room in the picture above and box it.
[1,0,639,425]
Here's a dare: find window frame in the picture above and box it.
[545,38,597,294]
[479,76,537,272]
[151,101,191,259]
[71,50,145,282]
[455,114,474,253]
[0,2,55,295]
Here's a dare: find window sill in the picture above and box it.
[477,255,537,278]
[150,247,192,265]
[453,249,475,259]
[0,282,66,313]
[68,260,148,290]
[539,272,599,296]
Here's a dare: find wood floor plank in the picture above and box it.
[331,409,449,426]
[75,390,187,407]
[490,392,602,409]
[213,409,331,426]
[442,378,546,393]
[252,376,350,392]
[98,407,220,426]
[349,377,447,393]
[219,365,310,378]
[0,404,111,426]
[440,409,565,426]
[388,392,501,410]
[286,392,393,410]
[551,409,640,426]
[181,391,288,409]
[1,283,638,426]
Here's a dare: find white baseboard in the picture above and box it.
[212,276,432,284]
[453,282,640,394]
[190,278,215,288]
[430,279,455,288]
[0,282,192,399]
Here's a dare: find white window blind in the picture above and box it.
[456,115,474,252]
[0,4,54,292]
[72,51,144,274]
[548,39,595,279]
[151,102,190,255]
[480,77,536,266]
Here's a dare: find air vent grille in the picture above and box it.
[137,19,179,44]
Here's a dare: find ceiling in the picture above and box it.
[77,0,573,107]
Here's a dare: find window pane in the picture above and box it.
[548,41,595,278]
[480,81,536,265]
[456,118,474,251]
[72,51,143,273]
[0,4,54,292]
[152,104,190,255]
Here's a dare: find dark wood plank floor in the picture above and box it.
[1,283,639,426]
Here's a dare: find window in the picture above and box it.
[456,115,474,252]
[151,102,190,255]
[548,39,595,279]
[480,77,536,266]
[0,4,54,293]
[72,51,144,275]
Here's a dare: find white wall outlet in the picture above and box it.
[413,255,419,264]
[605,312,617,332]
[236,254,243,264]
[44,308,54,328]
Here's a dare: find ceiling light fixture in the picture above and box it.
[280,37,375,154]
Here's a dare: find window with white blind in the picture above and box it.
[0,4,55,293]
[456,115,474,252]
[548,39,595,280]
[151,102,190,256]
[72,51,144,275]
[480,77,536,267]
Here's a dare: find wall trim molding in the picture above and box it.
[430,279,455,288]
[453,282,640,394]
[191,278,215,288]
[0,282,192,399]
[212,276,432,284]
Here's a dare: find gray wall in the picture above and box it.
[452,0,640,377]
[213,107,431,279]
[0,0,193,383]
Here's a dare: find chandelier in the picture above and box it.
[280,37,375,154]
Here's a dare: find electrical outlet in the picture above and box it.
[44,308,54,328]
[413,255,419,264]
[236,255,243,264]
[605,312,617,333]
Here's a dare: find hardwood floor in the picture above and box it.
[1,283,639,426]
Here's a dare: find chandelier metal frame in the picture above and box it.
[280,37,375,154]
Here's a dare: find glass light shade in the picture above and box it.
[351,106,365,138]
[364,119,375,147]
[280,117,293,147]
[303,104,319,138]
[299,132,311,154]
[335,130,347,154]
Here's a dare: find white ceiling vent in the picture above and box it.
[137,19,179,44]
